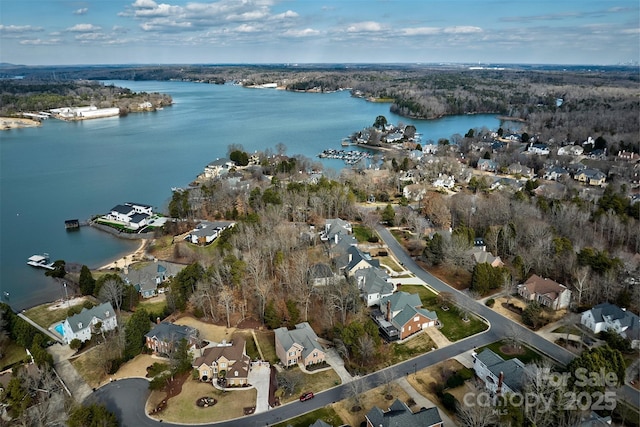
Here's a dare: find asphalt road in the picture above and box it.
[91,225,639,426]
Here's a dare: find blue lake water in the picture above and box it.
[0,80,517,310]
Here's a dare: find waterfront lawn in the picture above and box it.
[272,407,343,427]
[24,299,88,329]
[478,340,543,365]
[137,296,168,319]
[0,340,28,371]
[401,285,488,341]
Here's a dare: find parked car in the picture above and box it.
[300,391,314,402]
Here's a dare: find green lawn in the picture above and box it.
[272,407,343,427]
[254,330,277,363]
[24,299,88,329]
[401,285,489,341]
[0,340,28,371]
[352,225,377,243]
[478,340,543,364]
[390,332,435,363]
[138,298,168,318]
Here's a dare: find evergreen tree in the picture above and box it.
[124,308,150,359]
[79,265,96,296]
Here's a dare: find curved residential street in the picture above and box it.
[90,225,640,426]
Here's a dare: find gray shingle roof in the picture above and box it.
[66,302,115,333]
[145,322,194,344]
[275,322,324,360]
[475,348,527,392]
[365,399,443,427]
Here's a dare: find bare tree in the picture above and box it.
[218,286,234,328]
[99,277,124,313]
[356,334,376,367]
[344,377,367,410]
[0,309,9,359]
[455,400,498,427]
[276,369,303,397]
[20,368,70,427]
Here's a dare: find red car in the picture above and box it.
[299,392,314,402]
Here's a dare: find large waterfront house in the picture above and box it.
[145,321,198,355]
[184,220,235,246]
[581,303,640,349]
[104,202,154,230]
[365,399,443,427]
[274,322,326,368]
[517,274,571,310]
[473,348,527,395]
[122,261,186,298]
[61,302,117,344]
[193,337,250,386]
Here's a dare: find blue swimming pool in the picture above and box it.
[55,323,64,336]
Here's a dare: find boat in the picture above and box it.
[27,253,55,270]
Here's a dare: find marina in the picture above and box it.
[27,254,55,270]
[317,149,377,165]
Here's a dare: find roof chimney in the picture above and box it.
[157,317,161,324]
[497,371,504,394]
[386,300,391,322]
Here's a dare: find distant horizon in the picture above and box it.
[2,1,638,66]
[2,61,638,68]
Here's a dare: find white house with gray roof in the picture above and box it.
[356,267,396,307]
[61,302,117,344]
[274,322,325,367]
[185,221,235,246]
[581,303,640,349]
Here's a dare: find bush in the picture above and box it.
[440,392,458,413]
[485,298,495,307]
[367,236,379,243]
[69,338,82,351]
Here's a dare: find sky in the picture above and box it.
[1,0,638,66]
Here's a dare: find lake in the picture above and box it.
[0,80,515,310]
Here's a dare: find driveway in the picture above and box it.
[47,343,93,403]
[248,362,271,413]
[324,347,353,384]
[395,377,457,427]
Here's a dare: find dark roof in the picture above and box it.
[129,213,149,223]
[475,349,527,392]
[111,204,134,215]
[145,322,194,343]
[365,399,443,427]
[66,302,115,333]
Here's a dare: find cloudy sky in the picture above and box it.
[1,0,638,65]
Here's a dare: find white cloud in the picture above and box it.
[66,24,102,32]
[402,27,441,36]
[282,28,319,37]
[346,21,384,33]
[19,38,61,45]
[74,8,88,15]
[274,10,298,19]
[443,26,482,34]
[235,24,259,33]
[0,24,43,34]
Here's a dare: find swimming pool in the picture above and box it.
[54,323,64,337]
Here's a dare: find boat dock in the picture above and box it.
[318,149,374,165]
[27,254,55,270]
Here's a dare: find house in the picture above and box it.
[365,399,443,427]
[123,261,186,298]
[185,221,235,245]
[432,174,455,190]
[274,322,325,368]
[321,218,352,243]
[145,321,198,355]
[308,263,339,287]
[472,349,527,395]
[527,143,550,155]
[557,145,584,156]
[574,168,607,186]
[104,202,153,230]
[356,267,395,307]
[469,246,504,268]
[403,183,427,201]
[339,245,381,277]
[617,150,640,162]
[543,166,570,181]
[202,158,234,179]
[477,158,498,172]
[581,303,640,349]
[378,292,438,340]
[192,337,251,386]
[61,302,117,344]
[517,274,571,310]
[507,162,534,178]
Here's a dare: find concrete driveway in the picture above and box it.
[324,347,353,384]
[47,343,93,403]
[248,362,271,413]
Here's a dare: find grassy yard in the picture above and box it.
[138,295,168,319]
[478,340,543,364]
[148,377,256,423]
[0,340,28,371]
[24,298,91,329]
[390,333,435,363]
[378,256,403,273]
[254,330,277,363]
[277,367,341,404]
[71,346,108,388]
[552,325,582,336]
[352,225,378,243]
[272,407,343,427]
[401,285,488,341]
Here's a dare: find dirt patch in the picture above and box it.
[149,371,190,415]
[499,345,526,356]
[418,262,471,290]
[406,358,466,407]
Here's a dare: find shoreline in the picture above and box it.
[97,239,151,270]
[0,117,42,130]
